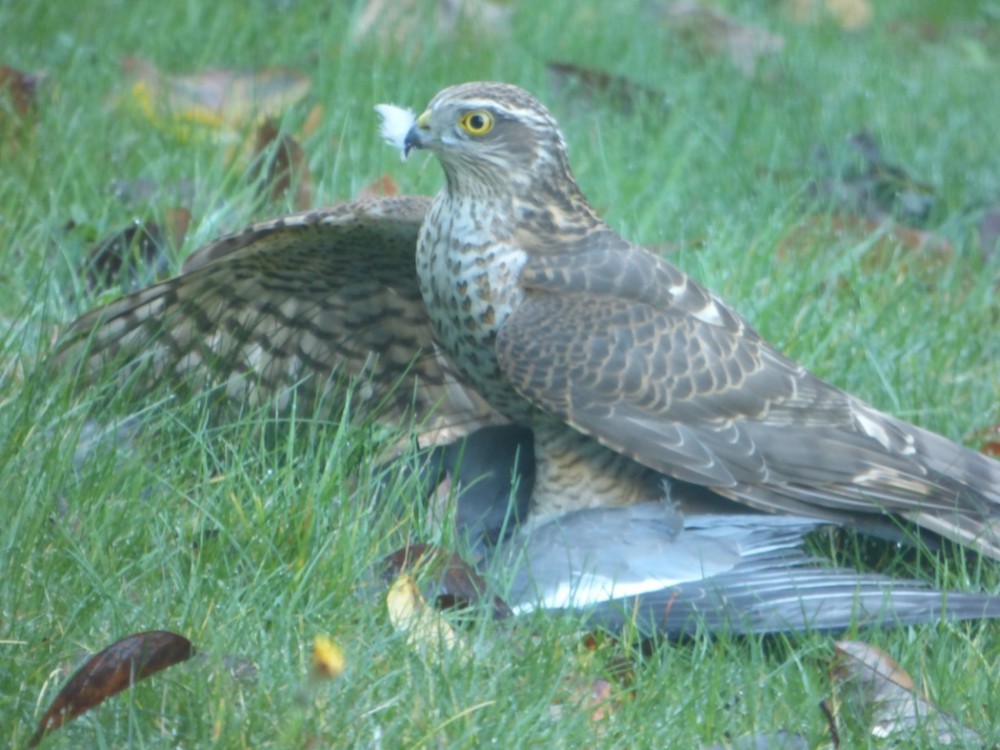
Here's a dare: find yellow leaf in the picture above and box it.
[386,574,466,660]
[116,57,311,141]
[312,635,346,681]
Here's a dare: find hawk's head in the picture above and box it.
[404,82,574,196]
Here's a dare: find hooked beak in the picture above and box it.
[404,110,432,157]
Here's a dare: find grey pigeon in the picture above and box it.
[422,426,1000,637]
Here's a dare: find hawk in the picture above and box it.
[399,81,1000,557]
[57,83,1000,564]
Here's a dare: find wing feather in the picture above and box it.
[58,195,503,444]
[497,237,1000,534]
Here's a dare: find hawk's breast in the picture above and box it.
[417,194,531,418]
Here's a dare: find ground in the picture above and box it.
[2,0,999,746]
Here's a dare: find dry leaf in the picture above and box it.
[118,57,310,140]
[824,640,983,745]
[353,0,511,46]
[809,130,938,226]
[81,209,191,292]
[0,65,45,153]
[248,119,312,210]
[825,0,873,29]
[790,132,954,282]
[657,2,785,76]
[785,0,872,30]
[546,62,667,115]
[300,104,324,139]
[548,674,625,734]
[381,543,511,619]
[777,214,953,283]
[978,203,1000,262]
[974,425,1000,459]
[356,174,400,201]
[387,574,467,660]
[587,679,615,723]
[30,631,194,747]
[0,65,44,115]
[311,635,346,681]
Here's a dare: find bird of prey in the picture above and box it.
[57,84,1000,563]
[396,81,1000,558]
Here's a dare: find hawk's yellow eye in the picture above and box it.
[459,110,494,136]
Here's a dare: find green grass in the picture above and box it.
[3,0,1000,746]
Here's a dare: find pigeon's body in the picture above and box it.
[501,507,1000,636]
[402,81,1000,556]
[408,426,1000,637]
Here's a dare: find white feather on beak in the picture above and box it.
[375,104,416,160]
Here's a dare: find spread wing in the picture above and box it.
[496,231,1000,554]
[58,195,504,444]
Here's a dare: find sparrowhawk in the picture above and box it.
[58,82,1000,564]
[398,81,1000,558]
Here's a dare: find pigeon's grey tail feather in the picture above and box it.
[584,552,1000,637]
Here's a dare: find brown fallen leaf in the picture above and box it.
[823,640,983,746]
[809,130,939,226]
[248,119,312,211]
[784,0,873,30]
[0,65,44,115]
[355,174,400,201]
[979,202,1000,262]
[0,65,46,153]
[656,1,785,76]
[548,673,627,736]
[81,209,191,292]
[118,57,311,139]
[587,678,615,723]
[974,425,1000,459]
[776,214,953,283]
[300,104,324,140]
[546,62,668,116]
[380,543,512,619]
[353,0,511,46]
[30,630,194,747]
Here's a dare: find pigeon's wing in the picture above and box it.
[589,549,1000,638]
[58,195,503,444]
[501,509,1000,637]
[497,233,1000,555]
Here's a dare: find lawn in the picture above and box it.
[2,0,1000,746]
